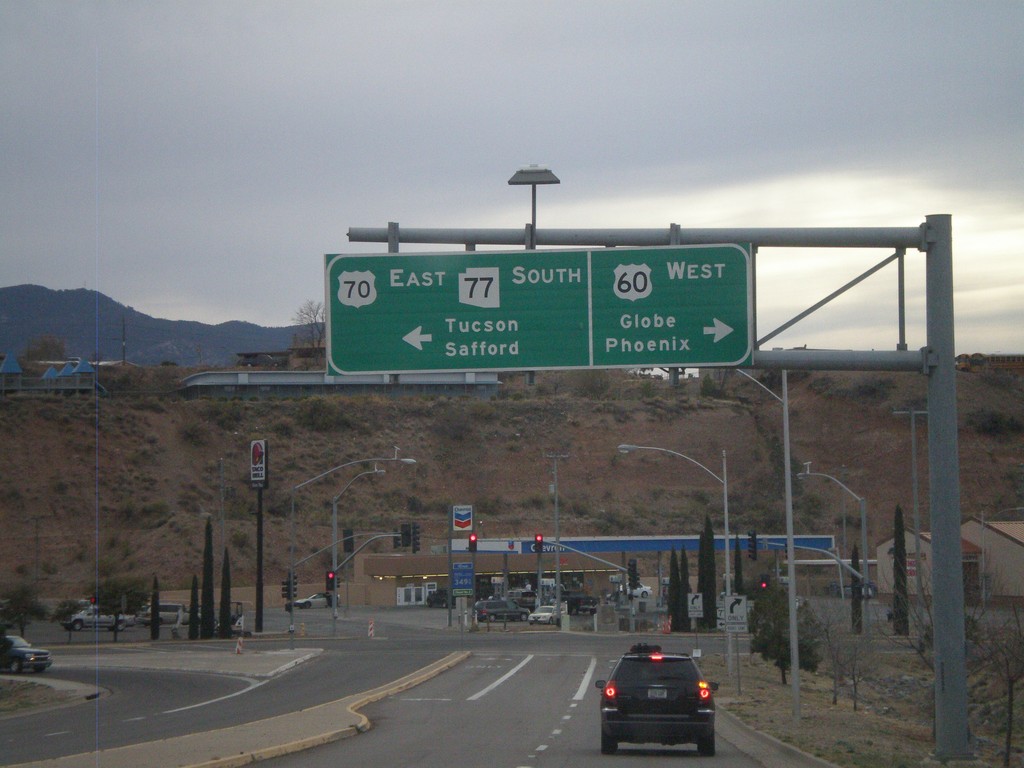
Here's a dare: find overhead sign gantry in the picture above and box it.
[325,245,752,374]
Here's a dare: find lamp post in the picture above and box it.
[618,444,732,673]
[288,448,416,649]
[733,368,800,720]
[508,165,559,249]
[546,451,570,622]
[893,409,926,643]
[798,464,870,600]
[330,466,385,636]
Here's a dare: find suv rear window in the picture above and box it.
[614,657,700,685]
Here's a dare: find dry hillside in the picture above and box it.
[1,366,1022,598]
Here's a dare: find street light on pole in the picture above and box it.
[508,165,559,250]
[288,448,416,649]
[797,464,871,601]
[617,444,733,674]
[330,465,385,637]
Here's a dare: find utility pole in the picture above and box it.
[545,450,569,621]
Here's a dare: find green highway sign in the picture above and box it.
[325,245,752,374]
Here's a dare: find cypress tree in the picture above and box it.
[218,548,233,639]
[150,576,160,641]
[188,576,200,640]
[200,518,216,639]
[668,548,682,632]
[851,543,863,634]
[679,547,692,632]
[892,504,909,635]
[697,515,717,630]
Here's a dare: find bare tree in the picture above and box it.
[815,599,874,710]
[976,606,1024,766]
[292,299,325,368]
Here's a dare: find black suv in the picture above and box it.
[595,643,717,756]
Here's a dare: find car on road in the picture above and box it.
[1,635,53,673]
[629,584,653,599]
[474,598,529,623]
[528,605,557,624]
[426,588,449,608]
[596,643,717,756]
[286,592,332,610]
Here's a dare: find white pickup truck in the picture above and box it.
[62,605,128,632]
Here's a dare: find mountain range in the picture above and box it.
[0,285,297,366]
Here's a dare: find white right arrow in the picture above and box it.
[402,326,433,350]
[703,318,734,343]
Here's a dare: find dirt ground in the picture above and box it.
[698,642,1017,768]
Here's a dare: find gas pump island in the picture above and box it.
[325,245,752,374]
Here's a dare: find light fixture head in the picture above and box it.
[508,164,560,186]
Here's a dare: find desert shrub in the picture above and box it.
[967,409,1023,437]
[180,419,208,446]
[295,397,354,432]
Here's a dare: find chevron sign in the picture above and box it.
[452,505,473,531]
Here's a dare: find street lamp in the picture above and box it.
[508,164,559,249]
[617,444,733,672]
[797,464,871,601]
[288,448,416,648]
[330,465,385,636]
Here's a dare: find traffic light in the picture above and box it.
[326,570,336,591]
[89,595,97,605]
[532,533,544,553]
[401,522,412,548]
[281,572,297,599]
[627,558,640,590]
[342,528,354,554]
[411,522,421,553]
[468,532,478,553]
[759,574,771,590]
[747,530,758,560]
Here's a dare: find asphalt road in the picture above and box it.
[1,607,748,766]
[266,645,766,768]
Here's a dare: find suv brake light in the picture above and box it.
[698,680,712,700]
[603,681,617,700]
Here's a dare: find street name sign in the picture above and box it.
[325,245,751,374]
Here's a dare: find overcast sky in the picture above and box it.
[2,2,1021,355]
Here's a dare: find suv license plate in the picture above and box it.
[647,688,667,699]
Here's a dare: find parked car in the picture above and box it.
[62,605,128,632]
[1,635,52,673]
[137,602,186,626]
[845,581,877,598]
[629,584,653,599]
[596,643,718,756]
[286,592,332,610]
[566,593,599,615]
[474,599,529,623]
[507,589,537,610]
[426,588,449,608]
[528,605,557,625]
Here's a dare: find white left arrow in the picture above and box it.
[703,318,734,343]
[403,326,433,350]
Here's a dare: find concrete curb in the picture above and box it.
[11,651,471,768]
